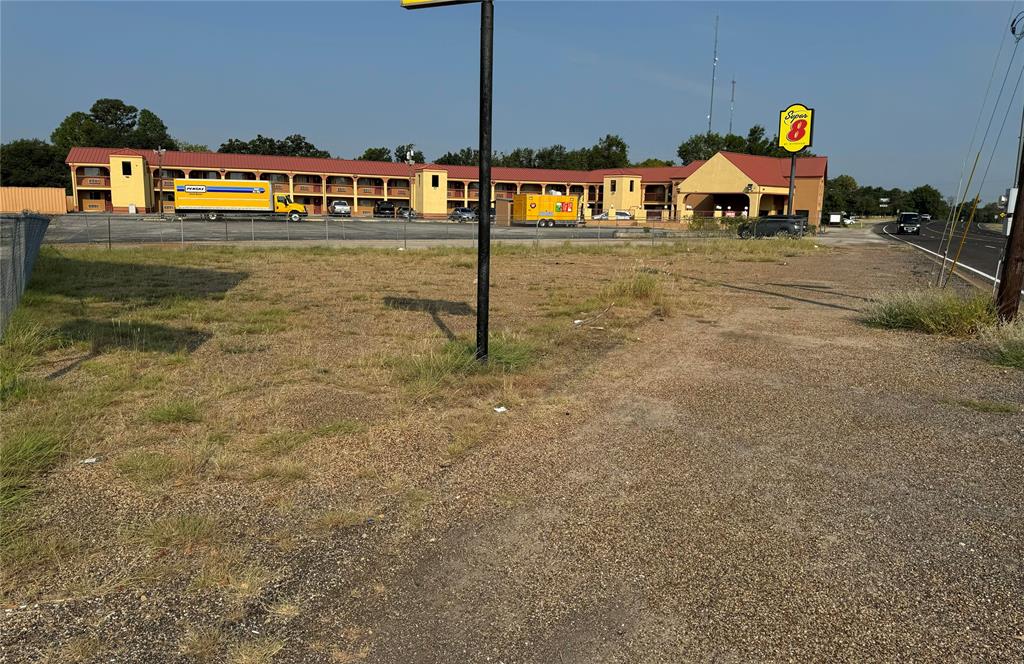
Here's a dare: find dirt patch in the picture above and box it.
[2,241,1022,662]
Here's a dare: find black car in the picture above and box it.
[373,201,396,218]
[737,215,807,239]
[895,212,921,235]
[449,207,475,222]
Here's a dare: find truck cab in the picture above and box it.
[275,195,307,222]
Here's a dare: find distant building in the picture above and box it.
[65,147,826,223]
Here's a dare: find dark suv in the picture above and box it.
[895,212,921,235]
[373,201,396,218]
[738,215,807,239]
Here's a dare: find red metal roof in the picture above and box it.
[66,147,823,186]
[66,147,414,177]
[719,152,828,187]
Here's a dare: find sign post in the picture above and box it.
[778,103,814,216]
[403,0,492,361]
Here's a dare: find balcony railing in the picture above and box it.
[153,178,175,190]
[467,190,479,200]
[293,183,322,193]
[447,189,466,199]
[358,186,385,196]
[271,183,289,192]
[495,191,514,200]
[388,187,410,197]
[645,192,669,203]
[82,200,111,212]
[77,176,110,187]
[326,184,353,194]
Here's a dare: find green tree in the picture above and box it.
[173,139,209,152]
[51,111,103,151]
[435,147,479,165]
[358,147,392,162]
[908,184,949,219]
[51,99,178,150]
[823,174,859,213]
[218,134,330,158]
[393,144,425,163]
[0,139,70,191]
[633,157,675,167]
[586,134,630,169]
[131,109,175,150]
[676,131,745,164]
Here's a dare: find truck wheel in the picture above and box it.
[289,211,301,223]
[207,212,218,221]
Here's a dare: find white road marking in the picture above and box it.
[881,224,1004,285]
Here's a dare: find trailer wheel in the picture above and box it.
[207,212,218,221]
[289,211,301,223]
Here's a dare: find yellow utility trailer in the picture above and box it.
[172,179,307,222]
[512,194,582,227]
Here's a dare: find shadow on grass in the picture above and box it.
[384,296,473,341]
[57,319,211,354]
[27,251,248,303]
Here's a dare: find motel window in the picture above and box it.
[610,180,616,193]
[629,180,634,192]
[432,174,439,188]
[122,161,132,176]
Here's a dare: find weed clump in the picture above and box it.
[981,320,1024,369]
[864,290,996,337]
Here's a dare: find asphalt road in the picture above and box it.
[42,214,664,245]
[874,218,1007,283]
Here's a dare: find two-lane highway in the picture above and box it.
[875,218,1007,283]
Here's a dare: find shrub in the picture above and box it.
[981,319,1024,369]
[864,290,996,337]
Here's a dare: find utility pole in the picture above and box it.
[729,78,736,134]
[996,139,1024,321]
[707,15,719,134]
[476,0,494,360]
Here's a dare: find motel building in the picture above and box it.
[65,147,827,224]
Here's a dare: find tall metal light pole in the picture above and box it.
[402,0,493,361]
[707,15,719,134]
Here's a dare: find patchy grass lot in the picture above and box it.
[2,239,1022,663]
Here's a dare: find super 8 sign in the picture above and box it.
[778,103,814,153]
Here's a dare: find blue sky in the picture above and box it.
[0,1,1018,199]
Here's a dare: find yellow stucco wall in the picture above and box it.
[603,176,641,215]
[109,155,151,212]
[414,168,448,217]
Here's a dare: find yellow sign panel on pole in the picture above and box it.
[778,103,814,153]
[401,0,479,8]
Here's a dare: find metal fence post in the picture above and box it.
[85,214,91,244]
[251,217,255,242]
[107,215,111,250]
[180,216,184,246]
[325,216,329,241]
[224,218,228,242]
[286,216,290,241]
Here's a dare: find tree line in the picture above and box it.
[822,174,950,219]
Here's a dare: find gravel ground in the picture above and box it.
[3,242,1022,662]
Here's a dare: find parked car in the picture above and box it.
[373,201,396,218]
[327,200,351,217]
[396,206,419,219]
[895,211,921,235]
[738,215,807,239]
[592,210,633,221]
[449,207,476,222]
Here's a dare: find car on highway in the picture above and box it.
[592,210,633,221]
[737,215,807,239]
[328,200,351,217]
[920,213,931,221]
[373,201,396,218]
[895,212,921,235]
[396,206,419,219]
[449,207,476,223]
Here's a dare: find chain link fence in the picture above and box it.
[1,214,51,340]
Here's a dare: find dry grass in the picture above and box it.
[0,241,743,617]
[981,319,1024,369]
[956,399,1020,414]
[865,290,996,337]
[227,638,285,664]
[180,627,225,663]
